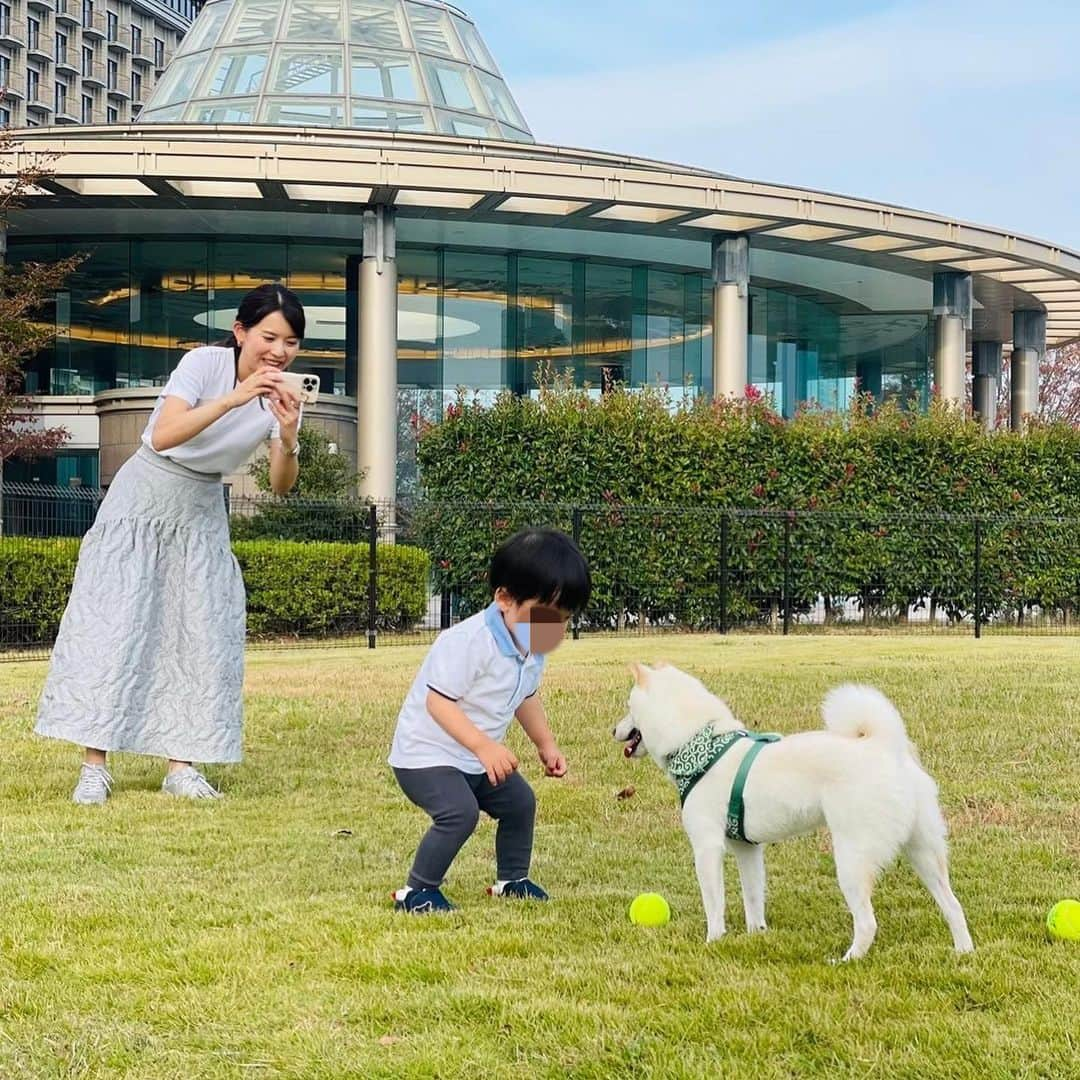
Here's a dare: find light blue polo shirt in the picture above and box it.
[388,602,547,774]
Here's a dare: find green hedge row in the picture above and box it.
[413,387,1080,626]
[0,538,430,646]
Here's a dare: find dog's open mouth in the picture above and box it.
[623,729,642,758]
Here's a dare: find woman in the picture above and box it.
[36,283,306,803]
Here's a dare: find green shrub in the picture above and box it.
[0,537,430,648]
[414,385,1080,626]
[234,540,429,638]
[0,538,80,645]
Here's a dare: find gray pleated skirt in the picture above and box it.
[35,446,246,763]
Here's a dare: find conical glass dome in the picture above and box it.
[138,0,534,142]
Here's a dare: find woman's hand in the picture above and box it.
[229,368,284,409]
[267,383,301,447]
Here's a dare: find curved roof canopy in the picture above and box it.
[137,0,534,142]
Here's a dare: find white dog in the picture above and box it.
[613,662,973,960]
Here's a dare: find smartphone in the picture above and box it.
[277,370,320,406]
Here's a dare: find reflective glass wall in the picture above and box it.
[10,239,353,397]
[397,248,711,401]
[10,237,928,421]
[748,286,930,417]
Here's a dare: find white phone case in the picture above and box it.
[278,370,320,405]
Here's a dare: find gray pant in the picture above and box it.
[393,766,537,890]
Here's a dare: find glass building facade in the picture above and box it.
[9,235,931,412]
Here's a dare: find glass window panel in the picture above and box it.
[144,53,203,107]
[350,49,418,100]
[286,0,343,42]
[57,240,130,394]
[397,247,440,389]
[437,111,499,138]
[177,0,232,54]
[475,71,524,128]
[424,58,481,110]
[497,122,532,143]
[201,47,267,96]
[582,263,633,389]
[262,97,343,126]
[286,243,350,396]
[351,100,431,130]
[397,248,442,493]
[270,48,344,94]
[645,269,686,390]
[442,250,508,399]
[226,0,282,44]
[451,14,496,72]
[348,0,405,48]
[131,239,210,385]
[188,99,255,122]
[405,1,463,58]
[138,104,185,122]
[517,256,574,386]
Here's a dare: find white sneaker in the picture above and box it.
[72,763,113,805]
[162,766,221,799]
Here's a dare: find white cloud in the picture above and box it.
[510,0,1080,245]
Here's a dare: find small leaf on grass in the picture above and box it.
[616,786,636,800]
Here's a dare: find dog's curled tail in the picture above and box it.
[821,684,909,756]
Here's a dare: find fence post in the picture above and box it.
[782,512,793,636]
[719,511,729,634]
[440,590,452,630]
[973,516,983,640]
[367,503,378,649]
[571,506,582,641]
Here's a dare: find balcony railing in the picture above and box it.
[106,26,130,51]
[82,11,105,37]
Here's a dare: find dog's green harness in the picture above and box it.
[665,726,782,844]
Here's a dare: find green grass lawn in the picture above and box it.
[0,636,1078,1079]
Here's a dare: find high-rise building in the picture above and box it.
[0,0,195,129]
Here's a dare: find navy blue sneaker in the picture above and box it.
[488,878,549,900]
[392,887,455,913]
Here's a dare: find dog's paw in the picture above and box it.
[705,929,726,944]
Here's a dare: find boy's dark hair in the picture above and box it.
[489,528,591,613]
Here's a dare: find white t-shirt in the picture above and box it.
[389,603,547,773]
[141,345,295,475]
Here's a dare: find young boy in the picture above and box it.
[389,527,591,913]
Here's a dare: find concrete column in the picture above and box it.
[358,205,398,509]
[932,271,971,409]
[1010,310,1045,432]
[971,341,1002,431]
[711,235,749,399]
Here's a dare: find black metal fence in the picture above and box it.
[3,481,1079,660]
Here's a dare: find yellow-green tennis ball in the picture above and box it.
[629,893,670,927]
[1046,899,1080,941]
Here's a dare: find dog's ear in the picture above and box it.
[628,662,650,687]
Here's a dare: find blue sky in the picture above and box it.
[467,0,1080,249]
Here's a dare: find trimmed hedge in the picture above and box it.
[414,387,1080,626]
[234,540,429,638]
[0,537,430,647]
[0,538,81,645]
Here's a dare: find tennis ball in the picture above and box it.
[629,892,671,927]
[1046,899,1080,941]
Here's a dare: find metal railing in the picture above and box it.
[3,484,1079,659]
